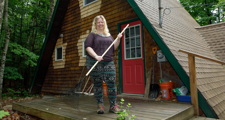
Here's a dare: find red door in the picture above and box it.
[121,20,145,94]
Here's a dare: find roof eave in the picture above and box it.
[29,0,70,94]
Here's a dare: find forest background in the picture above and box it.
[0,0,224,99]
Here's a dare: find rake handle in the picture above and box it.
[82,76,90,93]
[85,83,93,93]
[88,84,94,94]
[86,24,129,76]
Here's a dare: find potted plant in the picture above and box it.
[116,98,136,120]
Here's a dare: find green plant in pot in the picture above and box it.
[116,98,136,120]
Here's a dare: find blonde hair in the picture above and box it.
[91,15,110,36]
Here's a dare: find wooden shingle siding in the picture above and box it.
[42,0,83,94]
[42,0,139,94]
[77,30,90,66]
[143,26,182,88]
[134,0,225,119]
[79,0,102,18]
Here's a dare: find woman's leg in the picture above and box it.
[86,56,104,105]
[103,61,117,107]
[86,56,105,114]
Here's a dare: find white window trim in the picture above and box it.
[124,24,142,60]
[82,41,87,57]
[55,46,63,61]
[83,0,97,7]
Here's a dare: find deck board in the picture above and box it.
[13,95,193,120]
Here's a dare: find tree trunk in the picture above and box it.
[0,0,5,31]
[0,30,10,97]
[20,14,23,44]
[31,3,38,52]
[47,0,56,29]
[218,7,220,22]
[17,13,24,75]
[27,21,34,46]
[26,65,30,89]
[205,0,212,24]
[24,68,27,89]
[0,0,9,98]
[44,0,56,43]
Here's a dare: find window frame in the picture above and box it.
[124,24,142,60]
[83,0,97,7]
[82,41,87,57]
[55,46,63,61]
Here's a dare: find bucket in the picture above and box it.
[103,82,107,95]
[160,81,174,100]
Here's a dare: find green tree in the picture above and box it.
[179,0,224,26]
[0,0,10,98]
[47,0,56,29]
[215,0,225,21]
[0,0,5,31]
[0,0,55,97]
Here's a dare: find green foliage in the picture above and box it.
[0,0,54,98]
[3,67,23,80]
[0,0,53,92]
[215,0,225,21]
[0,110,10,119]
[2,88,21,99]
[179,0,225,26]
[117,98,136,120]
[2,88,38,99]
[9,42,39,67]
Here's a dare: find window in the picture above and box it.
[124,25,142,60]
[83,0,97,6]
[83,41,87,57]
[55,46,63,61]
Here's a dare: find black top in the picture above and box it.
[85,33,115,61]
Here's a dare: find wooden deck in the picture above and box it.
[13,95,194,120]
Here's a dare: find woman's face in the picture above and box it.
[96,18,104,31]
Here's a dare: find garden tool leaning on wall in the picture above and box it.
[149,47,160,99]
[60,24,129,109]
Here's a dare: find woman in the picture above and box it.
[85,15,122,114]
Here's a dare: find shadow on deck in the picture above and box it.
[13,95,194,120]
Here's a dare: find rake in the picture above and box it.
[61,24,129,109]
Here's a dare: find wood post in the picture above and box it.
[144,68,152,99]
[179,49,225,116]
[188,54,199,116]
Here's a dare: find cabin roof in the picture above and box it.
[30,0,70,94]
[129,0,225,118]
[196,22,225,61]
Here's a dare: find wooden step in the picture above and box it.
[163,105,194,120]
[190,116,220,120]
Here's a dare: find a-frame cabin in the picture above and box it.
[29,0,225,119]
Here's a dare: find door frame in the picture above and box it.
[117,18,146,94]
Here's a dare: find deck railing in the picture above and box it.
[179,49,225,116]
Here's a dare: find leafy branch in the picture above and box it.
[8,42,39,67]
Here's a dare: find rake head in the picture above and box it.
[60,76,87,109]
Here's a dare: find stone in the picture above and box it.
[3,105,12,110]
